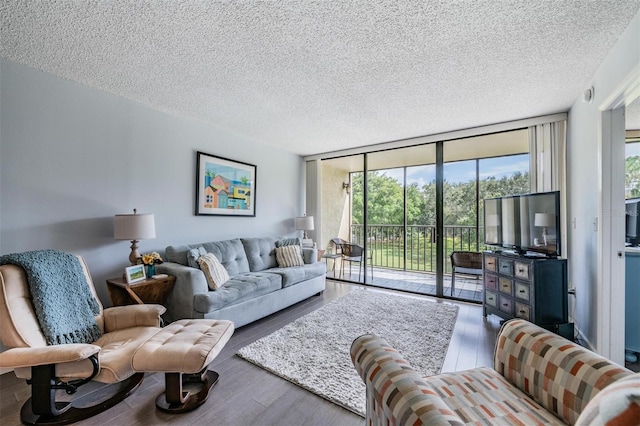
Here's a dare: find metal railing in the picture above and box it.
[350,224,483,274]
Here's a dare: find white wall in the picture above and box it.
[567,10,640,352]
[0,59,305,309]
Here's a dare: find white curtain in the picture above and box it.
[529,120,568,256]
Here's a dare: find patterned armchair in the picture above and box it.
[351,319,638,425]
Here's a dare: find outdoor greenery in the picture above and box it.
[350,168,530,226]
[348,165,530,272]
[627,155,640,199]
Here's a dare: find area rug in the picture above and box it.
[236,289,459,417]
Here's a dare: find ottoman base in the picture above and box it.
[155,369,219,413]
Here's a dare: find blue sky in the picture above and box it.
[378,154,530,187]
[627,142,640,157]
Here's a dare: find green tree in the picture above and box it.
[626,156,640,198]
[352,170,530,226]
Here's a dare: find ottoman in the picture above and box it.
[132,319,234,413]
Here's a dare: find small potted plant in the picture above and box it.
[140,252,163,277]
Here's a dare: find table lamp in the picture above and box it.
[295,215,314,247]
[114,208,156,265]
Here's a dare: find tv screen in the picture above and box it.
[484,191,561,257]
[626,198,640,246]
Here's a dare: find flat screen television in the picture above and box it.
[484,190,561,257]
[626,197,640,246]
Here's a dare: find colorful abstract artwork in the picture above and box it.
[195,151,256,216]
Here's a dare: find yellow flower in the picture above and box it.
[141,252,163,265]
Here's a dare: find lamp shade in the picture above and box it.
[114,212,156,240]
[534,213,555,227]
[295,216,314,231]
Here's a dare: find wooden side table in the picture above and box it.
[107,275,176,307]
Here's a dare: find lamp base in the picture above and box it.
[129,240,141,265]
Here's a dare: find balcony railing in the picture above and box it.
[350,224,484,274]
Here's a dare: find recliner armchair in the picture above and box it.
[0,252,234,425]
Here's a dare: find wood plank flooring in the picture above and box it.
[0,281,502,426]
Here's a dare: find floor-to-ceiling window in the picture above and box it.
[318,129,530,302]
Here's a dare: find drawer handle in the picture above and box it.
[519,289,525,293]
[518,269,524,273]
[502,284,509,288]
[502,303,509,307]
[519,310,526,313]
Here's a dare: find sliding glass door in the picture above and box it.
[318,129,530,301]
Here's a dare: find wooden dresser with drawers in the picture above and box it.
[482,251,570,337]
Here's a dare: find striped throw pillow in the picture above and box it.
[275,245,304,268]
[197,253,230,290]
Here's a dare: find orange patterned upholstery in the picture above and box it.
[351,319,635,426]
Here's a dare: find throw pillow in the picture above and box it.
[187,246,207,268]
[275,245,304,268]
[197,253,230,290]
[575,373,640,426]
[276,237,302,248]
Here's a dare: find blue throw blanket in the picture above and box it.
[0,249,102,345]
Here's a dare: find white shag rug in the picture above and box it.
[236,289,459,417]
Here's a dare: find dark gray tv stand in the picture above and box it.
[482,251,572,339]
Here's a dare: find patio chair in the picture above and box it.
[340,243,373,281]
[450,251,483,296]
[322,238,346,275]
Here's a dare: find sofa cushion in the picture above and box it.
[197,253,230,290]
[423,367,564,425]
[269,262,326,288]
[165,239,250,275]
[275,237,302,248]
[193,272,282,314]
[275,245,304,268]
[241,237,278,272]
[186,247,207,268]
[575,373,640,426]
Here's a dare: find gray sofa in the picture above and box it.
[157,237,326,327]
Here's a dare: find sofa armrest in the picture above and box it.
[302,247,317,264]
[103,304,166,331]
[351,334,465,426]
[0,344,101,369]
[157,262,209,322]
[495,319,633,425]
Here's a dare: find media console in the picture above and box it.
[482,251,573,340]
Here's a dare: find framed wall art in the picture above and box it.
[195,151,257,216]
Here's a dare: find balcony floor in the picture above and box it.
[325,261,483,302]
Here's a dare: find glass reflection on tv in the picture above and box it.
[483,191,560,257]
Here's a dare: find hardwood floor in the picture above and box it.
[0,281,502,426]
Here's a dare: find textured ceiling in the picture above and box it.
[2,1,639,156]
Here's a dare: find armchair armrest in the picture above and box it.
[495,319,633,424]
[351,334,465,425]
[0,344,101,369]
[103,304,166,331]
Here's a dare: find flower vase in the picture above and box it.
[146,264,156,277]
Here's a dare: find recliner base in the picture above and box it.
[20,373,144,425]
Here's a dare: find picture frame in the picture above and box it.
[195,151,257,216]
[124,264,146,284]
